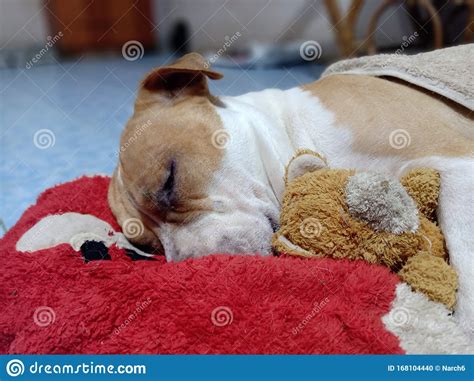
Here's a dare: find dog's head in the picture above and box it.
[109,53,278,261]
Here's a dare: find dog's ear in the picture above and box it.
[140,53,223,99]
[285,149,328,184]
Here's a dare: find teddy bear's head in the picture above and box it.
[273,150,445,270]
[273,150,458,309]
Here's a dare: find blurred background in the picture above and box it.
[1,0,473,232]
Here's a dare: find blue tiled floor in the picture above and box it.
[0,53,324,231]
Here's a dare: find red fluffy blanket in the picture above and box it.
[0,176,404,354]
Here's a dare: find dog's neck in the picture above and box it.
[217,87,339,207]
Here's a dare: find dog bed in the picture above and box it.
[0,176,472,354]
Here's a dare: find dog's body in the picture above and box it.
[109,53,473,336]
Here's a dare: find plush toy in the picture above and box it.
[272,150,458,309]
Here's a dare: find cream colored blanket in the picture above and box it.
[322,44,474,111]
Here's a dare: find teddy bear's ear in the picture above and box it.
[401,168,440,221]
[285,149,328,184]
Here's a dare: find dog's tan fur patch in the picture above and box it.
[303,75,474,159]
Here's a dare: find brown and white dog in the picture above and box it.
[109,53,473,336]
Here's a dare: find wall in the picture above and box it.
[0,0,415,59]
[0,0,48,49]
[153,0,415,58]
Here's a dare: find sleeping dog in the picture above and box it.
[109,53,473,336]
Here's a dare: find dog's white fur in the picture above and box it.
[155,86,473,338]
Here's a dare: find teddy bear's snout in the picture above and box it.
[345,172,420,235]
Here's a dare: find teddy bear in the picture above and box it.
[272,149,458,309]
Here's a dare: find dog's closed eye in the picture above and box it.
[156,159,176,209]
